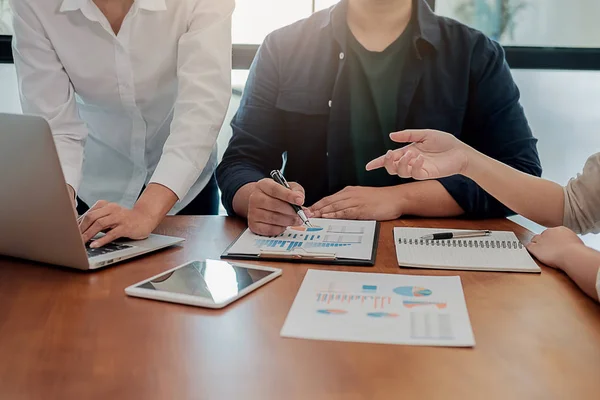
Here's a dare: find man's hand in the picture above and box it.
[526,226,585,270]
[246,178,306,236]
[309,186,403,221]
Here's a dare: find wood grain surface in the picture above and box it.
[1,216,598,400]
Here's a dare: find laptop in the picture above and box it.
[0,113,184,270]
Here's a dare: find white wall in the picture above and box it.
[512,0,600,47]
[510,69,600,249]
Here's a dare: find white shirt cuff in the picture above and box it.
[61,165,82,195]
[149,154,203,201]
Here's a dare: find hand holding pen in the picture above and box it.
[245,176,310,237]
[270,170,313,227]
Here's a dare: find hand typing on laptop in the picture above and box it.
[0,113,185,269]
[77,183,178,249]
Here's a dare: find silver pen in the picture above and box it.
[420,230,492,241]
[270,170,313,227]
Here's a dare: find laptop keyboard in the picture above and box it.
[86,242,133,258]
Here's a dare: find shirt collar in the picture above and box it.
[323,0,442,55]
[60,0,167,13]
[413,0,441,51]
[60,0,86,12]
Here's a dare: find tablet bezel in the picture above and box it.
[124,260,282,309]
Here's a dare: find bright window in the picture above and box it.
[0,0,12,35]
[232,0,312,44]
[0,0,317,42]
[435,0,600,48]
[3,1,600,49]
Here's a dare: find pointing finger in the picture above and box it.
[389,130,429,144]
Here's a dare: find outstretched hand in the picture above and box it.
[365,130,471,180]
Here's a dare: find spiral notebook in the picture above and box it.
[394,228,541,273]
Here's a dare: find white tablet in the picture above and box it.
[125,260,282,309]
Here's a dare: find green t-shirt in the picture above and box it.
[347,25,412,186]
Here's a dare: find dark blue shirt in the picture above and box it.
[217,0,542,218]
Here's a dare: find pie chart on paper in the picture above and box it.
[393,286,432,297]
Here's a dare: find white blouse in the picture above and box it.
[11,0,233,213]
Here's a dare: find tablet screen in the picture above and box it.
[136,260,275,303]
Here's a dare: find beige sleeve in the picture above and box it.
[563,153,600,235]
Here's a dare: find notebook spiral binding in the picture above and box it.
[400,238,524,250]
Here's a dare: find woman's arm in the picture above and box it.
[561,246,600,301]
[11,0,88,199]
[147,0,234,202]
[463,145,564,228]
[367,130,600,302]
[527,226,600,301]
[367,130,565,228]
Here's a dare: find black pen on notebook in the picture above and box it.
[270,170,313,227]
[420,230,492,241]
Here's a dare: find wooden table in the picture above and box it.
[1,217,599,400]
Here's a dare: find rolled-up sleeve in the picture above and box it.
[149,0,234,200]
[439,35,542,218]
[563,153,600,235]
[216,33,286,216]
[11,0,88,193]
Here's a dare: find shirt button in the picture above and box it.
[328,100,332,108]
[326,152,329,157]
[339,52,345,60]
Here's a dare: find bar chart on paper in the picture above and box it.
[255,238,352,251]
[316,292,392,310]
